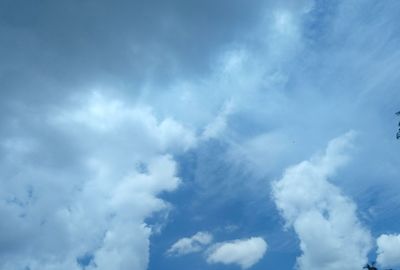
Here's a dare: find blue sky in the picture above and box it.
[1,1,400,270]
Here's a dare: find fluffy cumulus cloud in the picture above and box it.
[166,231,213,256]
[206,237,267,269]
[0,91,196,270]
[377,234,400,267]
[272,132,372,270]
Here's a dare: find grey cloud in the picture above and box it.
[0,0,268,104]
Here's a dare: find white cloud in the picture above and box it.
[55,91,196,154]
[0,92,196,270]
[166,231,213,256]
[377,234,400,267]
[206,237,267,269]
[272,132,372,270]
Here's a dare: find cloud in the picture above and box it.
[272,132,372,270]
[206,237,267,269]
[2,1,400,270]
[166,231,213,256]
[53,91,197,154]
[0,92,195,270]
[377,234,400,267]
[201,100,235,140]
[0,0,270,106]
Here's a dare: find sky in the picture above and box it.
[1,1,400,270]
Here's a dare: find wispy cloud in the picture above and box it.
[166,231,213,256]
